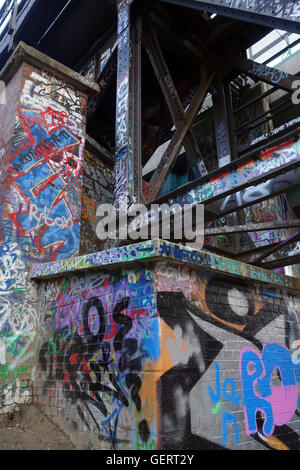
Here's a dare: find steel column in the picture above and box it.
[115,0,144,209]
[212,76,233,167]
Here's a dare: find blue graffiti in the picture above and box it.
[240,343,298,437]
[9,107,82,259]
[207,362,241,445]
[222,411,239,445]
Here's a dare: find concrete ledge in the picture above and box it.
[0,41,100,96]
[30,239,300,292]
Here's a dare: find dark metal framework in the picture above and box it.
[109,0,300,268]
[0,0,299,269]
[161,0,300,34]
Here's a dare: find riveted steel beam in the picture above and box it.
[160,0,300,34]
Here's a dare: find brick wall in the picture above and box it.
[0,58,89,415]
[80,148,114,255]
[32,257,300,450]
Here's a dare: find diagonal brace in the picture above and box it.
[251,231,300,265]
[143,21,208,179]
[146,65,215,202]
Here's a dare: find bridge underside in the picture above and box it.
[0,0,299,271]
[0,0,300,452]
[161,0,300,34]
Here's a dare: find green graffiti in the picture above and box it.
[48,327,76,356]
[136,432,156,450]
[212,401,221,414]
[0,363,32,383]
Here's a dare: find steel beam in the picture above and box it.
[155,137,300,220]
[212,76,234,167]
[260,254,300,270]
[160,0,300,34]
[235,242,281,262]
[252,231,300,264]
[143,21,208,179]
[146,65,215,202]
[205,220,300,236]
[233,57,297,92]
[114,0,144,208]
[224,81,238,162]
[130,13,145,204]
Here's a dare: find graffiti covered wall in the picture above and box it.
[35,267,160,450]
[10,65,87,262]
[32,245,300,450]
[0,58,89,415]
[156,261,300,450]
[80,148,114,254]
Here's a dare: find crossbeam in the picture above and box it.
[160,0,300,34]
[146,65,215,202]
[233,57,297,92]
[143,21,208,179]
[252,232,300,265]
[205,220,300,236]
[154,136,300,221]
[260,254,300,270]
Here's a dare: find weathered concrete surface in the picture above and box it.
[0,41,100,96]
[31,239,300,292]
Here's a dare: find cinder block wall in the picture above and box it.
[34,266,159,450]
[156,261,300,450]
[32,258,300,450]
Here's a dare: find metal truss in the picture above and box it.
[109,0,300,265]
[159,0,300,34]
[204,220,300,236]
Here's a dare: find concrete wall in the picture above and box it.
[31,255,300,450]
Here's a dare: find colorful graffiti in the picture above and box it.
[37,267,159,449]
[80,149,114,254]
[31,248,300,450]
[7,70,86,261]
[156,261,300,450]
[236,195,288,254]
[166,139,300,215]
[240,343,298,437]
[32,239,300,291]
[31,240,158,278]
[0,63,88,416]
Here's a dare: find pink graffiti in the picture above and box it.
[240,343,298,436]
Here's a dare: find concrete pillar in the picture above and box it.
[0,41,99,413]
[0,41,99,262]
